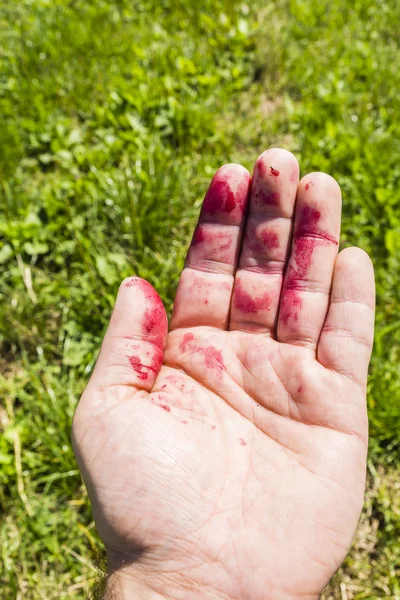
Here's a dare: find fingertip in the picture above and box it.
[255,148,300,182]
[121,275,159,296]
[216,162,251,180]
[121,275,144,288]
[200,162,251,224]
[333,247,375,308]
[256,147,299,165]
[214,163,252,199]
[299,172,342,202]
[337,246,374,270]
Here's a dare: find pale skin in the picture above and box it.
[72,148,375,600]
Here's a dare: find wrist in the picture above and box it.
[103,558,228,600]
[104,567,320,600]
[103,552,321,600]
[104,569,165,600]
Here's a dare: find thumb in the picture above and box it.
[86,276,168,395]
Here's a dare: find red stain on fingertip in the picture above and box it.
[297,385,303,393]
[203,180,236,215]
[257,159,267,177]
[270,166,280,177]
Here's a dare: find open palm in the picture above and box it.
[73,149,375,600]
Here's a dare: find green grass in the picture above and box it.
[0,0,399,598]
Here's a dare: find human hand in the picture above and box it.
[72,149,375,600]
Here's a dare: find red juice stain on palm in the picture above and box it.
[234,282,270,314]
[203,180,236,215]
[159,404,171,412]
[178,334,226,381]
[270,166,280,177]
[128,350,162,379]
[211,425,216,430]
[165,374,186,388]
[281,206,338,324]
[180,332,194,352]
[239,438,247,446]
[128,356,149,380]
[203,346,226,379]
